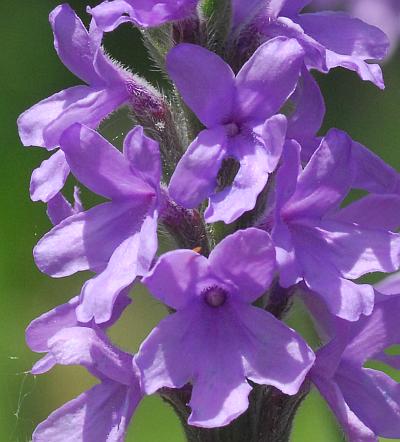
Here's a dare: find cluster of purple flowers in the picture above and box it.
[19,1,400,441]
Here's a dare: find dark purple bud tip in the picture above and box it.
[202,286,228,308]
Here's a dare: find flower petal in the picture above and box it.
[33,381,139,442]
[166,44,235,127]
[287,68,325,145]
[77,211,157,324]
[338,367,400,439]
[30,150,70,203]
[169,127,228,208]
[318,219,400,279]
[312,374,378,442]
[49,4,101,85]
[142,250,210,310]
[351,140,400,194]
[205,135,272,224]
[209,228,276,302]
[48,327,133,384]
[34,201,146,277]
[283,129,353,220]
[331,194,400,231]
[18,86,127,149]
[235,37,304,122]
[123,126,161,190]
[238,303,315,395]
[61,124,155,200]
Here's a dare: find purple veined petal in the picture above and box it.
[91,0,197,30]
[375,272,400,296]
[136,300,314,428]
[18,85,128,149]
[88,20,129,86]
[88,1,136,32]
[351,141,400,194]
[47,187,84,226]
[342,296,400,363]
[330,194,400,231]
[275,139,301,214]
[259,114,287,173]
[49,4,102,86]
[337,367,400,438]
[76,233,141,324]
[238,303,315,395]
[297,12,389,61]
[18,86,95,149]
[283,129,353,220]
[135,303,250,428]
[76,210,158,325]
[47,193,75,226]
[26,297,80,353]
[295,12,388,88]
[32,380,140,442]
[235,37,304,123]
[352,0,400,57]
[209,228,276,302]
[318,219,400,279]
[166,44,235,127]
[30,150,70,203]
[257,16,327,72]
[311,374,378,442]
[61,124,155,200]
[273,222,302,288]
[34,200,148,277]
[142,250,210,310]
[169,127,228,208]
[280,0,311,17]
[31,354,57,375]
[134,308,197,394]
[127,0,198,27]
[287,68,325,144]
[205,135,271,224]
[291,224,375,321]
[48,326,133,385]
[231,0,269,28]
[325,50,385,89]
[123,126,161,190]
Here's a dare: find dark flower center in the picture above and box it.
[225,122,240,137]
[202,286,228,307]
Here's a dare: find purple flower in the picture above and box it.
[18,4,163,203]
[26,298,140,442]
[33,124,161,324]
[271,130,400,321]
[313,0,400,57]
[251,0,389,88]
[135,228,315,427]
[309,290,400,441]
[89,0,198,31]
[167,38,305,224]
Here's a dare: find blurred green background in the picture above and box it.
[1,1,400,441]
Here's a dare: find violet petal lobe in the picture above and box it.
[204,136,271,224]
[166,44,235,127]
[60,124,156,201]
[123,126,161,190]
[169,127,228,208]
[235,37,305,123]
[34,200,147,277]
[32,380,139,442]
[30,150,70,203]
[209,228,276,302]
[142,250,210,310]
